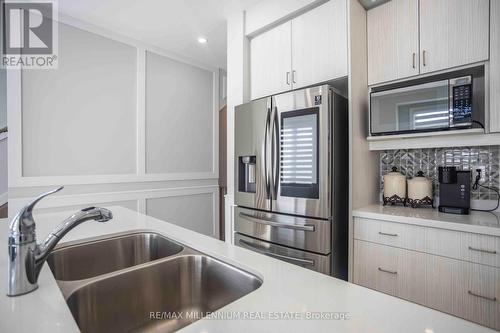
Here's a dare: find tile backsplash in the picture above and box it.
[380,146,500,201]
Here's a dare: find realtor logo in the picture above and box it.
[1,0,58,68]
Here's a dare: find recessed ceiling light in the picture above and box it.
[197,37,208,44]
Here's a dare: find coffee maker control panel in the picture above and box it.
[438,167,471,215]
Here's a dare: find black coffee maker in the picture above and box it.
[438,166,471,215]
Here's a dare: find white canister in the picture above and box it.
[407,171,433,200]
[383,167,406,198]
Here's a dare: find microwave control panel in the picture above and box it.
[451,84,472,126]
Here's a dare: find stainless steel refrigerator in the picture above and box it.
[234,84,348,279]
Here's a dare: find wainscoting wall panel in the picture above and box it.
[7,15,220,238]
[36,200,139,215]
[21,23,138,177]
[146,192,217,237]
[145,51,215,174]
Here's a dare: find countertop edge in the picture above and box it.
[353,205,500,237]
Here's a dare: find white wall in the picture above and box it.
[8,17,219,237]
[0,69,6,129]
[219,68,227,108]
[0,137,7,206]
[0,68,6,206]
[21,24,137,177]
[226,11,249,243]
[145,51,214,174]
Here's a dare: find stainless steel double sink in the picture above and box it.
[47,231,263,333]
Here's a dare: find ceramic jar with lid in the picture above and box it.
[383,167,406,205]
[407,171,434,208]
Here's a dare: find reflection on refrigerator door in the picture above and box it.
[234,97,271,211]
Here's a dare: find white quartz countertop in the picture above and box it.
[353,204,500,236]
[0,206,496,333]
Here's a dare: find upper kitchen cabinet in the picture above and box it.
[489,0,500,133]
[367,0,490,85]
[250,22,292,100]
[419,0,489,74]
[250,0,348,100]
[291,0,347,89]
[367,0,419,85]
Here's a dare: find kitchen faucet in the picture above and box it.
[7,186,113,296]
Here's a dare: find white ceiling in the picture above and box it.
[58,0,263,69]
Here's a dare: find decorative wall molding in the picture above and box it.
[6,13,221,239]
[7,14,219,188]
[8,185,219,237]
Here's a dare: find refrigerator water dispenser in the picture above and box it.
[238,156,256,193]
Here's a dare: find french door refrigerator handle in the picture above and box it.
[238,239,315,266]
[239,212,316,231]
[263,106,272,199]
[270,105,279,199]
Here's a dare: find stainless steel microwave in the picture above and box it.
[370,76,477,136]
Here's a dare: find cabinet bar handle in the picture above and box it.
[468,290,497,302]
[378,267,397,275]
[468,246,497,254]
[379,231,398,237]
[238,239,315,266]
[239,212,315,231]
[412,52,416,69]
[292,70,297,83]
[422,50,427,67]
[286,72,290,85]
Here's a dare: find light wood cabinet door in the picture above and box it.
[353,240,427,304]
[419,0,489,74]
[291,0,347,89]
[426,228,500,268]
[250,22,292,100]
[426,255,500,331]
[354,217,426,251]
[367,0,419,85]
[490,0,500,133]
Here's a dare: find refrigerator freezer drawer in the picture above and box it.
[235,233,331,275]
[234,206,331,254]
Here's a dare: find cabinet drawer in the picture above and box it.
[426,228,500,268]
[426,255,500,331]
[354,217,500,268]
[353,240,426,304]
[354,217,426,252]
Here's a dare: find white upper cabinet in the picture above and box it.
[367,0,419,85]
[367,0,490,85]
[250,0,348,100]
[250,22,292,100]
[291,0,347,89]
[491,0,500,133]
[419,0,490,74]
